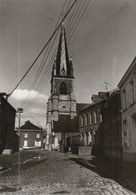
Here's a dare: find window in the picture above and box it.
[122,89,126,109]
[60,82,67,94]
[36,134,40,138]
[130,80,134,104]
[99,113,102,123]
[24,134,28,138]
[24,140,28,147]
[85,114,88,126]
[35,141,41,147]
[94,111,97,124]
[123,119,130,148]
[81,115,84,127]
[89,112,93,125]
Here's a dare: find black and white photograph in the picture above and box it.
[0,0,136,194]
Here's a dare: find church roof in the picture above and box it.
[52,24,74,78]
[53,115,79,133]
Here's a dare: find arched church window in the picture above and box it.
[60,82,67,94]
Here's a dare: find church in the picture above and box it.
[46,24,78,151]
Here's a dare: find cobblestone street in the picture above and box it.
[0,150,136,195]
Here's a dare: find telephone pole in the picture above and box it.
[104,82,111,92]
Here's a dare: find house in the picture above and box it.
[0,93,19,154]
[19,120,45,149]
[101,89,122,159]
[118,57,136,162]
[78,92,107,155]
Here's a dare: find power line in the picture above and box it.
[23,0,93,109]
[21,0,92,111]
[22,0,70,108]
[8,0,78,97]
[68,0,94,44]
[22,1,73,108]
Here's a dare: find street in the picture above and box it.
[0,150,135,195]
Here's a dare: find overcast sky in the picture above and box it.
[0,0,136,127]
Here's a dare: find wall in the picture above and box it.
[102,91,122,159]
[19,130,44,149]
[0,97,17,154]
[120,71,136,161]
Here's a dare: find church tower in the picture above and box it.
[47,24,76,124]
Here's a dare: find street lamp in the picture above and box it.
[17,108,23,134]
[17,108,23,178]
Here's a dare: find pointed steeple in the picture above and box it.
[53,24,74,78]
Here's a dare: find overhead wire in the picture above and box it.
[28,0,70,91]
[8,0,78,97]
[39,0,92,93]
[22,0,77,109]
[22,0,83,107]
[22,0,72,108]
[35,0,84,93]
[23,0,92,109]
[22,0,130,123]
[19,0,93,118]
[68,0,94,43]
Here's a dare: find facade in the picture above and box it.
[46,24,77,151]
[101,89,122,159]
[0,93,18,154]
[53,103,88,153]
[79,92,107,154]
[19,121,45,149]
[118,57,136,162]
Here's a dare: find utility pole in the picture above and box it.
[104,82,111,92]
[17,108,23,132]
[17,107,23,180]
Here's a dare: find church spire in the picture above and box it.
[53,24,74,78]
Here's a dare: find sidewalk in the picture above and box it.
[0,149,44,171]
[67,153,136,193]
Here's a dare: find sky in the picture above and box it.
[0,0,136,127]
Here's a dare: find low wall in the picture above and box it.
[78,146,92,155]
[71,146,92,155]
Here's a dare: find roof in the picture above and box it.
[53,115,79,133]
[79,98,106,113]
[76,103,90,114]
[0,96,16,113]
[20,121,41,130]
[52,24,74,78]
[118,56,136,88]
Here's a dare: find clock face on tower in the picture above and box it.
[59,101,70,112]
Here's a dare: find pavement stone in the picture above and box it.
[0,150,136,195]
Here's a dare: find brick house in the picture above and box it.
[19,121,45,149]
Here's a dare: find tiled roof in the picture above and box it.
[20,121,41,130]
[76,103,89,114]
